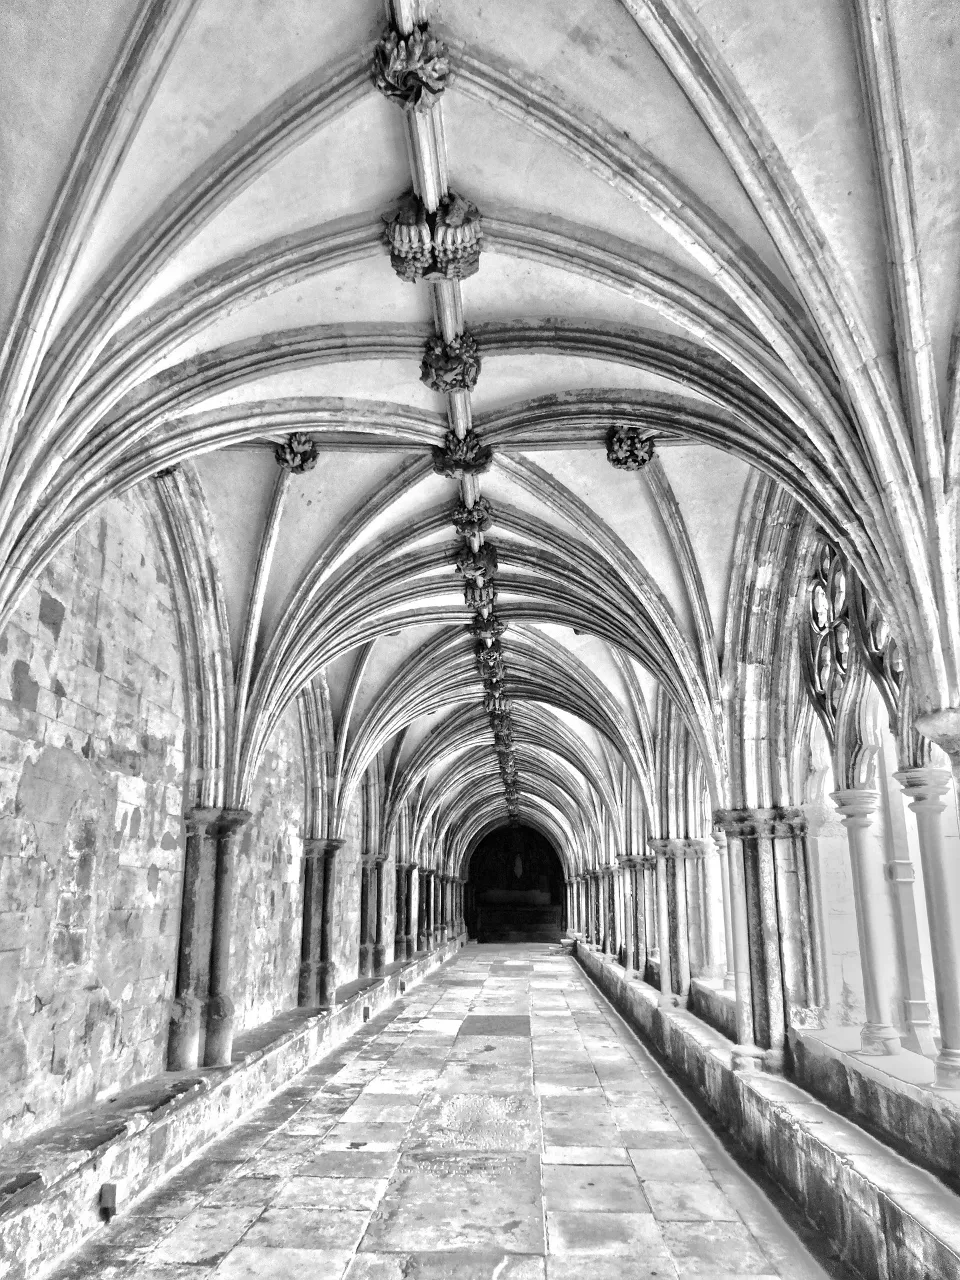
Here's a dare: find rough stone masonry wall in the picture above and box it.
[0,493,186,1147]
[231,705,306,1032]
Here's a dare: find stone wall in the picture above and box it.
[0,494,186,1146]
[333,797,362,984]
[232,706,305,1032]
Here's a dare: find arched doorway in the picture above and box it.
[465,824,565,942]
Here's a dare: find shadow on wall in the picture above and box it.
[465,824,564,942]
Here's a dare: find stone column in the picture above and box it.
[373,859,387,976]
[895,769,960,1086]
[604,865,611,957]
[417,869,428,952]
[650,841,674,1004]
[441,874,450,943]
[204,808,252,1068]
[715,809,822,1062]
[681,841,706,977]
[298,836,327,1009]
[359,858,374,978]
[404,864,417,958]
[697,836,725,979]
[713,830,737,991]
[618,856,637,973]
[640,855,656,978]
[395,863,406,962]
[664,841,691,996]
[318,837,344,1007]
[168,806,220,1070]
[832,790,902,1055]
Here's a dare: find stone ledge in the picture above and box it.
[689,975,738,1040]
[574,941,960,1280]
[0,939,462,1280]
[790,1026,960,1189]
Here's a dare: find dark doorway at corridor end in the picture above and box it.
[465,825,565,942]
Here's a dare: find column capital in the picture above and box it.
[213,808,251,836]
[184,806,221,836]
[894,767,952,813]
[617,853,642,867]
[714,807,807,839]
[647,838,671,856]
[831,789,881,827]
[680,838,711,858]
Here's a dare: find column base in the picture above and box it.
[318,961,339,1009]
[933,1049,960,1090]
[359,944,374,979]
[203,994,235,1068]
[857,1023,902,1056]
[730,1044,766,1073]
[167,993,203,1071]
[373,944,386,977]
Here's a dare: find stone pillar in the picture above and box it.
[405,864,417,957]
[168,806,220,1070]
[832,790,902,1055]
[715,809,822,1062]
[664,841,691,996]
[601,869,613,955]
[618,857,637,972]
[318,837,343,1007]
[681,841,706,977]
[895,769,960,1086]
[650,841,674,1004]
[417,869,428,952]
[878,775,936,1055]
[373,859,387,976]
[713,830,737,991]
[298,836,327,1009]
[359,858,374,978]
[395,863,406,962]
[440,873,450,943]
[640,856,656,978]
[431,871,441,947]
[697,836,725,979]
[204,808,252,1068]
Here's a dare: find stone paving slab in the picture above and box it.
[45,945,845,1280]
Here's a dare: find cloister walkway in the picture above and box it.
[51,946,850,1280]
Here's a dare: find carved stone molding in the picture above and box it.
[385,191,482,282]
[464,580,497,612]
[421,333,481,394]
[477,643,505,684]
[714,807,807,840]
[456,542,498,586]
[484,688,508,715]
[373,24,449,113]
[453,495,494,537]
[472,612,505,645]
[606,424,655,471]
[432,428,491,476]
[274,432,319,473]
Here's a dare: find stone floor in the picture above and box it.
[49,945,851,1280]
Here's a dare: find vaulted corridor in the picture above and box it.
[48,945,845,1280]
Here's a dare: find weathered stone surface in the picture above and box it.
[0,495,186,1146]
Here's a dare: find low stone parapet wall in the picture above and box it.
[0,940,462,1280]
[575,941,960,1280]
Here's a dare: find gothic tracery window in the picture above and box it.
[807,542,851,737]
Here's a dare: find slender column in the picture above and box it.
[298,837,327,1008]
[395,863,406,960]
[417,869,428,952]
[698,836,724,979]
[650,841,674,1003]
[168,807,220,1069]
[373,859,387,976]
[618,857,637,973]
[404,864,416,957]
[895,769,960,1086]
[664,841,691,995]
[318,837,344,1007]
[681,842,706,977]
[359,859,374,978]
[715,808,822,1060]
[601,870,613,955]
[832,790,902,1055]
[640,856,657,978]
[877,774,936,1055]
[204,808,252,1067]
[714,830,737,991]
[431,871,441,947]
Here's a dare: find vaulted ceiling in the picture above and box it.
[2,0,958,873]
